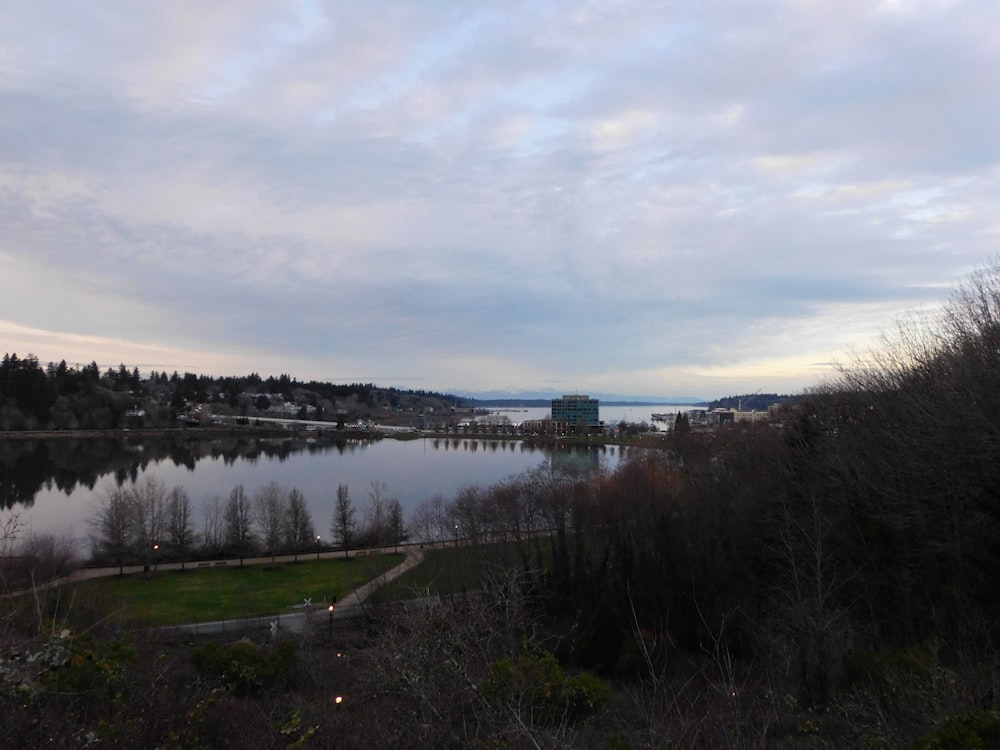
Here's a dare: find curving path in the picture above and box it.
[7,542,428,591]
[4,544,431,636]
[152,545,425,637]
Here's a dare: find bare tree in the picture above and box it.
[166,486,196,569]
[486,478,530,548]
[410,495,448,544]
[814,261,1000,652]
[201,494,224,555]
[253,481,287,563]
[331,483,357,558]
[451,485,485,543]
[1,512,22,555]
[89,487,133,576]
[365,480,389,547]
[19,531,78,588]
[284,487,314,562]
[130,477,167,572]
[223,484,254,559]
[0,512,24,592]
[360,566,609,747]
[89,481,170,574]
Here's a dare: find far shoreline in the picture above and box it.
[0,424,665,447]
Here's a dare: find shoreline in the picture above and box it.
[0,425,664,449]
[0,426,385,441]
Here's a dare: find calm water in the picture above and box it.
[4,404,688,549]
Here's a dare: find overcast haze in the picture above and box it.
[2,2,998,400]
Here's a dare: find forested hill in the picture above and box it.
[708,392,797,411]
[0,353,462,431]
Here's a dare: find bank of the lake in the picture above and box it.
[5,435,625,548]
[1,404,689,551]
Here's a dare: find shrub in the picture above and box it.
[840,641,954,708]
[190,640,297,696]
[486,650,611,727]
[912,709,1000,750]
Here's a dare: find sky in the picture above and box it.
[1,1,998,400]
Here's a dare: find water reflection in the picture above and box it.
[1,434,619,512]
[0,434,381,510]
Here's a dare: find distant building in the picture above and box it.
[551,394,602,433]
[733,409,770,424]
[520,418,569,435]
[707,407,773,427]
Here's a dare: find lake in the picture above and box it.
[1,404,690,550]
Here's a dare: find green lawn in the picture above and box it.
[71,555,402,627]
[378,542,529,600]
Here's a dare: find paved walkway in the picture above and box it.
[335,545,424,608]
[150,545,425,637]
[7,543,426,593]
[4,543,430,637]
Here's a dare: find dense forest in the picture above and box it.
[3,266,1000,747]
[0,357,463,431]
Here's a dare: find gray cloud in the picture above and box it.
[1,1,997,397]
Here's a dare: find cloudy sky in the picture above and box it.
[1,1,997,399]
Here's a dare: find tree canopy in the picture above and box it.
[0,356,462,431]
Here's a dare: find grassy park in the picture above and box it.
[377,542,526,600]
[19,543,516,631]
[64,554,403,627]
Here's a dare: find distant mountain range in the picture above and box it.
[453,389,707,405]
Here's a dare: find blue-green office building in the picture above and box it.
[551,394,601,432]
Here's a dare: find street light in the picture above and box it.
[153,543,159,572]
[316,534,321,560]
